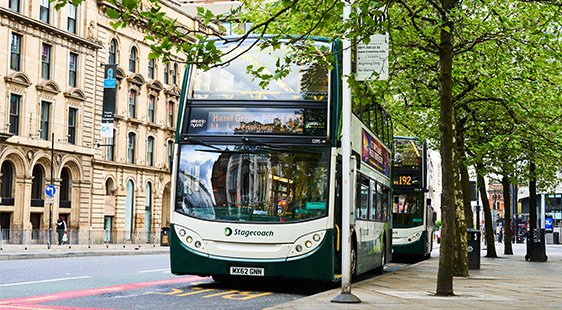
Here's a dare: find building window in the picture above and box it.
[41,43,51,80]
[163,63,169,84]
[68,108,77,144]
[9,94,21,135]
[167,140,173,170]
[40,0,50,23]
[148,59,155,79]
[0,161,14,199]
[148,95,155,123]
[108,39,117,64]
[105,129,115,161]
[128,89,137,118]
[40,101,51,140]
[168,101,174,127]
[69,52,78,87]
[147,136,154,166]
[60,168,71,208]
[67,3,77,33]
[172,63,179,85]
[127,132,136,164]
[129,47,137,72]
[10,33,22,71]
[31,166,45,200]
[9,0,20,12]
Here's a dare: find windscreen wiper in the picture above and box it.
[185,137,221,150]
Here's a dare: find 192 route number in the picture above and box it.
[230,267,265,276]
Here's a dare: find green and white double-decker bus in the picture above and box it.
[391,136,434,259]
[170,37,393,281]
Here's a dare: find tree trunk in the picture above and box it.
[453,165,469,276]
[456,122,474,228]
[452,118,468,277]
[502,174,513,255]
[477,169,497,257]
[436,0,456,296]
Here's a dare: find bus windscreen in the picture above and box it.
[175,144,330,223]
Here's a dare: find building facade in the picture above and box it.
[0,0,205,245]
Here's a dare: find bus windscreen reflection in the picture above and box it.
[175,144,329,223]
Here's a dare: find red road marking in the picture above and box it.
[0,276,205,309]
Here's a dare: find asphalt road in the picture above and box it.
[1,254,401,310]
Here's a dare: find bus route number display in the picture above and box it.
[393,173,420,187]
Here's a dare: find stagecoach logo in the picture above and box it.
[224,227,274,238]
[224,227,233,236]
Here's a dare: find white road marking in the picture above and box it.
[138,268,170,273]
[0,276,92,287]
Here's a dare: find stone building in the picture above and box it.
[0,0,206,244]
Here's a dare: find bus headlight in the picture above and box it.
[408,232,422,243]
[174,225,206,253]
[288,231,326,258]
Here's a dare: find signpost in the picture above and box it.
[356,34,389,81]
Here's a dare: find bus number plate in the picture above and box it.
[230,267,265,276]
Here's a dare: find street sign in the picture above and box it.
[46,196,55,204]
[356,34,389,81]
[45,184,56,197]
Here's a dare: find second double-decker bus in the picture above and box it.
[170,36,393,282]
[391,136,434,259]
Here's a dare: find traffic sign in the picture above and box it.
[46,196,55,204]
[45,184,56,197]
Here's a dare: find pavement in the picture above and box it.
[2,242,561,309]
[272,242,562,309]
[0,243,169,260]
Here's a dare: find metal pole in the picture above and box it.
[332,0,360,304]
[48,132,54,249]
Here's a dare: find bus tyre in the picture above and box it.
[351,244,357,276]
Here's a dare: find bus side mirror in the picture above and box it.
[433,212,437,224]
[394,196,399,204]
[426,198,432,206]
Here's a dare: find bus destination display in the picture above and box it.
[187,107,327,136]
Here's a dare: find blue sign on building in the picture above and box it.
[45,184,56,197]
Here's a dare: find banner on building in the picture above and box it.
[101,64,116,138]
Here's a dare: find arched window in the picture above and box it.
[60,167,71,208]
[31,165,45,206]
[145,182,152,241]
[108,39,117,64]
[127,132,136,164]
[147,136,154,166]
[0,161,14,203]
[129,47,137,72]
[125,180,134,240]
[105,178,115,196]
